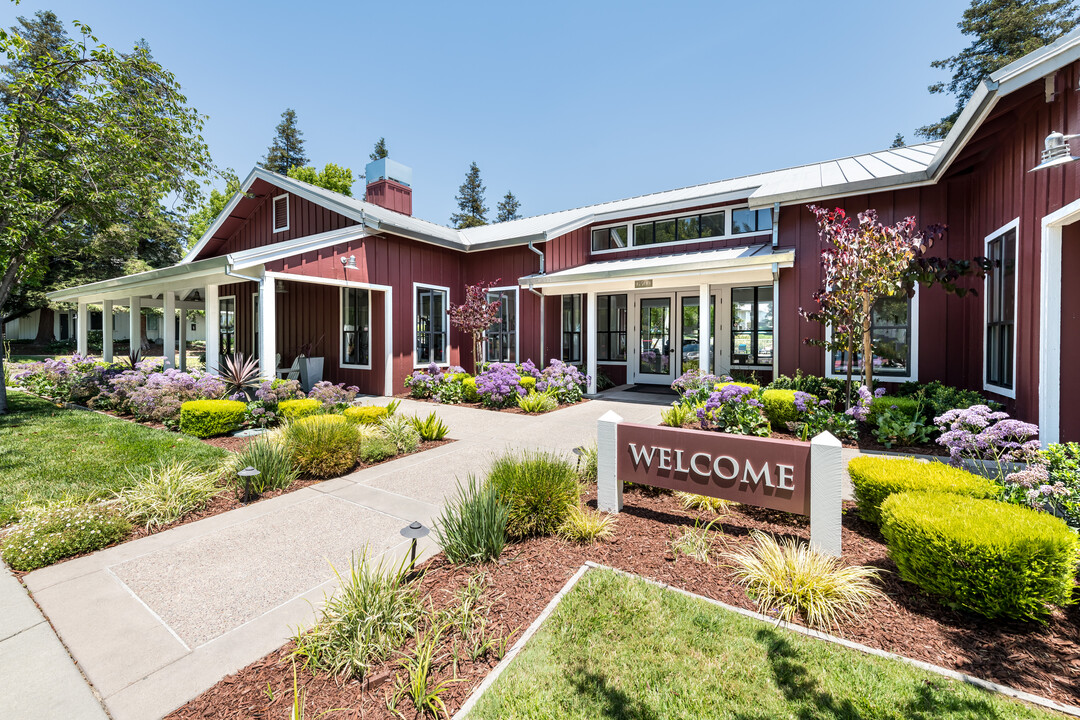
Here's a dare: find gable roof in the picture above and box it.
[183,27,1080,262]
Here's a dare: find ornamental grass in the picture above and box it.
[116,459,222,529]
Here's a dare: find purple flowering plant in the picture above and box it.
[536,359,589,403]
[697,383,770,437]
[475,362,526,408]
[1002,442,1080,527]
[307,380,360,409]
[846,385,885,422]
[788,390,857,441]
[935,404,1040,483]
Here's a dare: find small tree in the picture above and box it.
[369,137,388,161]
[287,162,354,196]
[450,162,488,228]
[496,191,521,222]
[448,281,502,374]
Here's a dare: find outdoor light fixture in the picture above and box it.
[400,520,430,569]
[1030,131,1080,171]
[340,255,357,270]
[275,279,287,294]
[237,465,261,503]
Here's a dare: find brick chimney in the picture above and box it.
[365,158,412,216]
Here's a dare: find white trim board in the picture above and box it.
[412,282,451,369]
[1039,198,1080,445]
[339,285,374,371]
[272,193,290,233]
[483,285,520,364]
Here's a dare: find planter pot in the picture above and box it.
[298,356,324,391]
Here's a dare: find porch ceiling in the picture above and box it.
[518,244,794,291]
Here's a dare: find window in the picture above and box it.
[414,285,448,366]
[632,211,725,248]
[342,287,371,368]
[90,311,103,332]
[485,288,517,362]
[985,223,1017,392]
[731,286,773,366]
[731,207,772,234]
[219,296,236,359]
[562,294,582,363]
[252,293,260,360]
[597,294,628,362]
[272,194,289,233]
[591,225,628,251]
[829,294,914,379]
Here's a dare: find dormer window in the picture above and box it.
[273,194,289,233]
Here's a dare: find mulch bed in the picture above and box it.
[168,487,1080,720]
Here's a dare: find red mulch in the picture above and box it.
[201,434,255,452]
[167,488,1080,720]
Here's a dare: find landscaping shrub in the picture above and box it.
[715,380,760,394]
[519,376,537,392]
[293,552,423,680]
[697,383,770,437]
[488,450,579,538]
[660,403,696,428]
[232,438,299,493]
[868,396,932,448]
[867,395,922,424]
[378,415,421,454]
[116,460,221,529]
[1002,442,1080,528]
[475,363,527,408]
[672,368,721,402]
[279,398,323,421]
[935,405,1040,475]
[767,370,845,407]
[847,456,999,525]
[879,491,1079,621]
[285,415,360,478]
[578,444,598,483]
[1,504,131,571]
[517,390,557,414]
[462,376,479,402]
[344,405,390,424]
[433,475,509,564]
[675,491,734,514]
[789,391,857,441]
[411,412,449,441]
[433,374,467,404]
[254,378,304,405]
[536,359,589,404]
[557,505,616,543]
[725,530,885,630]
[307,381,360,409]
[760,389,805,429]
[179,399,247,438]
[896,379,1001,417]
[359,436,398,464]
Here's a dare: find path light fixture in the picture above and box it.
[237,466,261,504]
[400,520,430,570]
[571,445,585,472]
[1030,131,1080,171]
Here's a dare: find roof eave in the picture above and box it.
[46,256,231,302]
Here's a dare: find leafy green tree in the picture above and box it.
[890,133,906,149]
[187,169,241,249]
[496,191,521,222]
[918,0,1080,139]
[263,108,308,174]
[0,12,212,412]
[369,137,388,161]
[451,162,488,228]
[287,162,354,196]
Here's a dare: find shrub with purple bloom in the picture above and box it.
[697,383,770,437]
[475,362,526,408]
[254,379,304,405]
[934,405,1040,470]
[846,385,885,422]
[1001,442,1080,527]
[307,381,360,409]
[537,359,589,404]
[672,368,721,406]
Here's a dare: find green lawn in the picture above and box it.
[469,569,1062,720]
[0,391,226,524]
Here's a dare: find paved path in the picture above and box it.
[21,396,666,720]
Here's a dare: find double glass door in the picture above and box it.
[634,292,715,384]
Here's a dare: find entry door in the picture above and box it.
[635,295,675,384]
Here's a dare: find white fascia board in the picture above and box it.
[925,82,1000,179]
[46,256,230,302]
[750,171,935,208]
[229,225,368,269]
[181,167,261,264]
[990,29,1080,90]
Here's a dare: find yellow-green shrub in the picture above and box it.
[716,381,760,394]
[462,376,479,402]
[847,456,999,525]
[760,389,809,429]
[285,415,359,478]
[179,399,246,438]
[520,376,537,391]
[279,398,322,421]
[880,492,1079,621]
[344,406,390,424]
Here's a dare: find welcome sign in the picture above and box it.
[616,424,811,515]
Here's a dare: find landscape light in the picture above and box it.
[237,465,261,503]
[399,520,430,569]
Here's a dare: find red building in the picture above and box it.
[50,31,1080,443]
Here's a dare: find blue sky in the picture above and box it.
[4,0,972,226]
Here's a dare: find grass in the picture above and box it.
[0,392,227,525]
[469,569,1061,720]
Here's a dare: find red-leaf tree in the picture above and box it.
[448,280,502,374]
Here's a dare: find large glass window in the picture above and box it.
[680,295,715,373]
[986,227,1016,390]
[591,225,628,251]
[219,296,236,360]
[485,289,517,363]
[632,211,725,248]
[562,294,582,363]
[597,294,627,362]
[731,286,774,366]
[415,286,447,365]
[830,294,912,378]
[732,207,772,234]
[342,288,371,367]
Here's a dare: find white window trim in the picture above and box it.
[824,286,919,383]
[561,293,584,364]
[272,193,290,233]
[340,286,373,370]
[595,292,629,366]
[482,285,520,364]
[983,217,1020,399]
[412,282,450,369]
[590,205,772,256]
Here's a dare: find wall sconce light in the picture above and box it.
[1030,131,1080,172]
[340,255,357,270]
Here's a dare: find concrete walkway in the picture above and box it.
[21,396,665,720]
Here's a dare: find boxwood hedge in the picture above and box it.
[847,456,999,525]
[179,399,247,438]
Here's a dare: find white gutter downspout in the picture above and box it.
[772,203,780,248]
[527,238,546,362]
[772,262,780,380]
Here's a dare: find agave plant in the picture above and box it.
[222,353,262,400]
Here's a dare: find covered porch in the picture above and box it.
[520,244,795,394]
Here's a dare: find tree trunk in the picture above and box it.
[35,307,55,344]
[844,336,854,410]
[861,293,874,392]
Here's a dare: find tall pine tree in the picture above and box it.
[451,162,488,228]
[369,137,388,161]
[890,133,906,148]
[263,108,308,174]
[496,191,521,222]
[918,0,1080,139]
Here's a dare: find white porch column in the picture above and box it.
[129,296,140,359]
[162,291,176,369]
[205,284,220,375]
[698,283,710,375]
[102,300,113,362]
[76,302,88,356]
[772,264,780,380]
[586,290,598,394]
[258,275,276,382]
[384,287,394,396]
[178,310,188,372]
